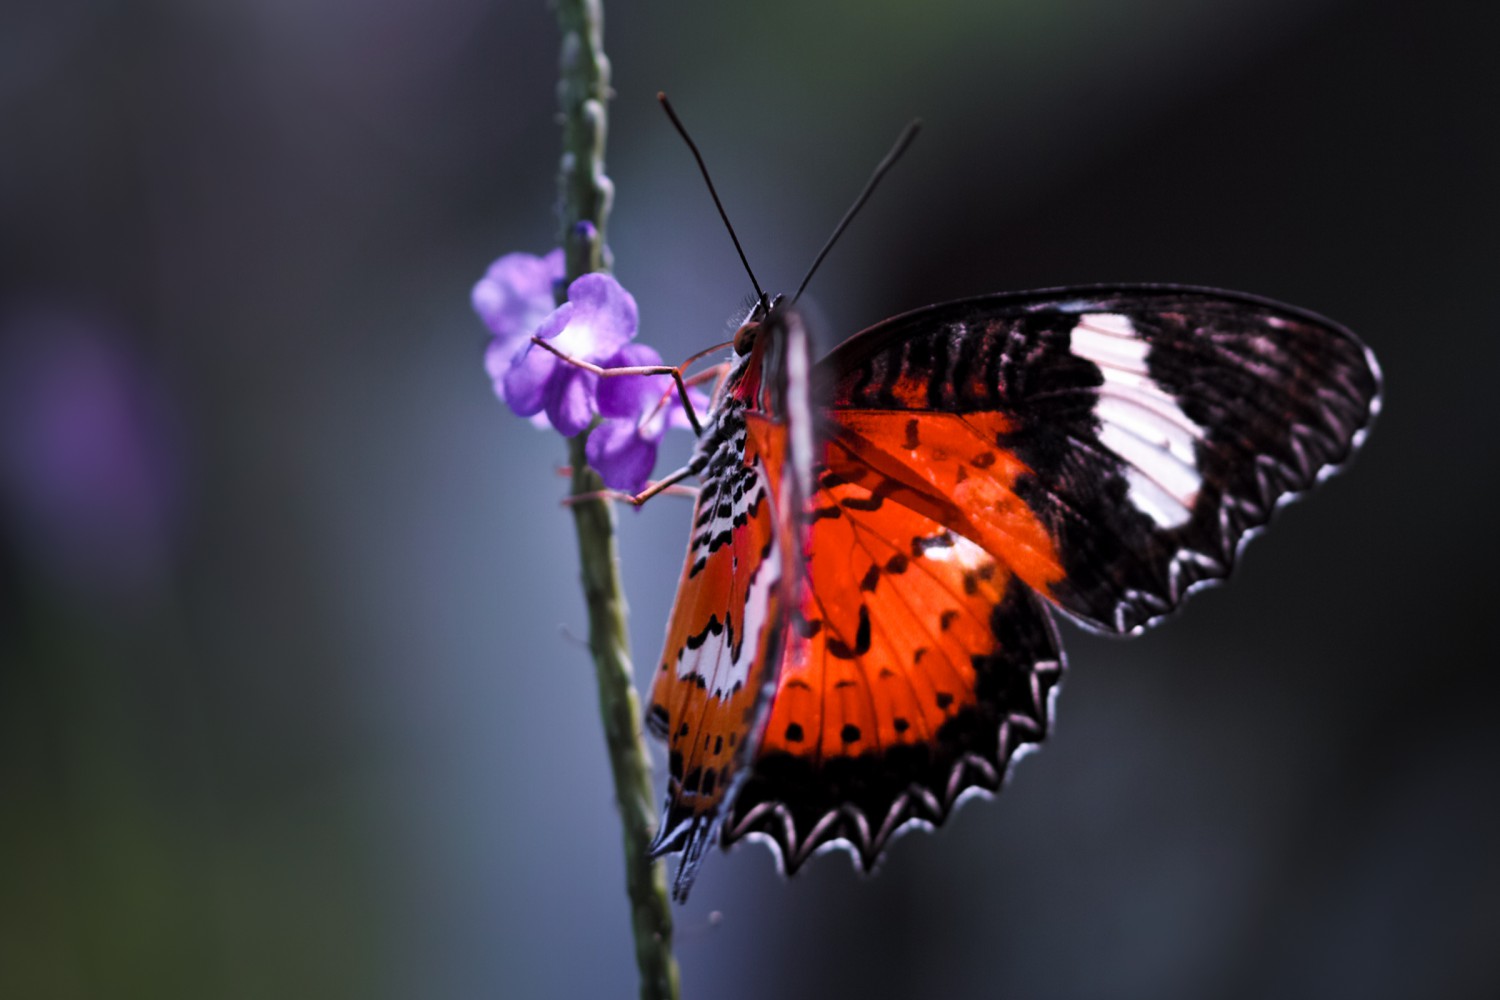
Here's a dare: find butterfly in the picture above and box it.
[641,282,1380,901]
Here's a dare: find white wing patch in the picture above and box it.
[717,528,780,697]
[674,451,781,699]
[1070,313,1205,529]
[915,530,991,569]
[671,543,780,700]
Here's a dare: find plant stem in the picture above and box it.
[553,2,680,998]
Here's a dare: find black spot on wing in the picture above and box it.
[840,479,898,512]
[912,532,954,557]
[825,606,873,660]
[684,614,724,650]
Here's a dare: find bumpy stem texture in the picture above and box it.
[553,2,680,998]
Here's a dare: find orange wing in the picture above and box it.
[645,439,785,893]
[724,410,1067,870]
[644,305,813,900]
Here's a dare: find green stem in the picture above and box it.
[553,2,680,998]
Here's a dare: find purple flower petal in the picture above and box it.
[545,367,598,437]
[596,342,670,420]
[548,273,637,362]
[477,249,567,420]
[586,418,659,494]
[501,337,558,418]
[471,249,563,343]
[532,299,576,343]
[484,335,532,406]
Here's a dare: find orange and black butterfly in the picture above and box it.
[641,112,1381,902]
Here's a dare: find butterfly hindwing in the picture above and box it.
[645,395,787,893]
[818,285,1381,634]
[646,306,812,900]
[724,450,1064,870]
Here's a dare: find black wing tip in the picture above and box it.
[1053,293,1381,638]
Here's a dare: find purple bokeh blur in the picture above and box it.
[0,308,180,603]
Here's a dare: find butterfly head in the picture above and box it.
[733,294,785,356]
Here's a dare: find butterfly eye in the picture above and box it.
[733,321,760,355]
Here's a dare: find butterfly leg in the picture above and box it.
[629,465,699,504]
[560,464,700,507]
[634,362,727,438]
[529,335,713,434]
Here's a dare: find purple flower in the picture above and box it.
[474,250,706,494]
[502,272,638,436]
[587,342,701,494]
[475,248,564,409]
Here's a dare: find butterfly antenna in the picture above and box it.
[658,93,767,309]
[793,119,922,305]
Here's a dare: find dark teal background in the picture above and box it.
[3,1,1496,997]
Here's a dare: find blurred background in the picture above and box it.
[2,0,1496,997]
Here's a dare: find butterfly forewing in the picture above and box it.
[818,285,1381,634]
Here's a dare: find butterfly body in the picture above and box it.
[647,286,1380,900]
